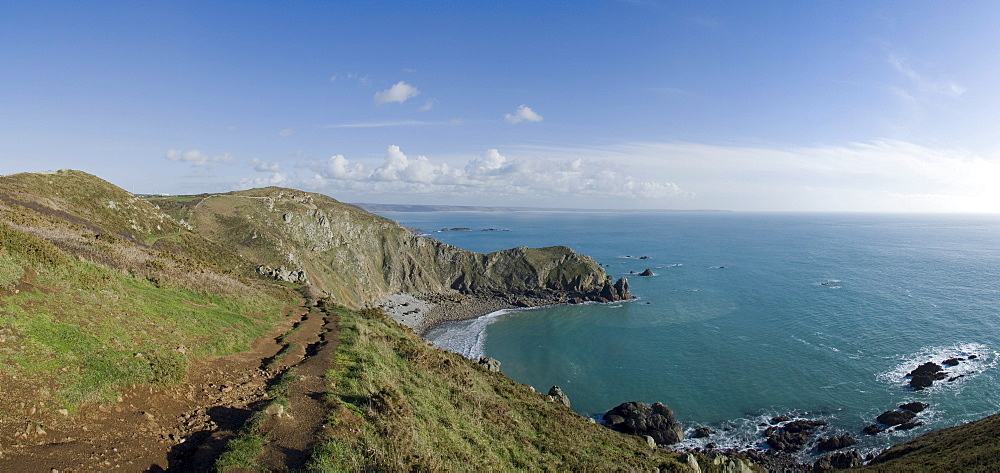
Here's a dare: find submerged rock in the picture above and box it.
[942,357,962,366]
[602,401,683,445]
[862,424,884,435]
[692,426,714,438]
[899,402,929,413]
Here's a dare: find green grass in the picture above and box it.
[306,303,690,472]
[0,221,297,409]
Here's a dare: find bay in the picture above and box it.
[380,210,1000,457]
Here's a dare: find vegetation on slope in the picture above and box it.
[307,303,692,472]
[150,187,621,308]
[0,170,298,413]
[862,412,1000,472]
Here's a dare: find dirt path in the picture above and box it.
[254,308,338,470]
[0,300,339,472]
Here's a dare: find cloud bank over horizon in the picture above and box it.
[224,139,1000,212]
[235,145,689,205]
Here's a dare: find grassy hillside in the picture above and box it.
[0,170,298,414]
[862,412,1000,472]
[308,303,714,471]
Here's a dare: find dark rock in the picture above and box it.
[895,421,924,431]
[942,357,961,366]
[948,374,965,382]
[548,386,570,408]
[876,410,917,426]
[899,402,929,413]
[907,361,943,378]
[814,450,863,470]
[639,269,655,277]
[767,430,811,452]
[969,354,978,359]
[765,419,828,452]
[639,256,650,259]
[784,419,828,433]
[817,433,858,452]
[862,424,884,435]
[602,401,684,445]
[771,415,791,424]
[692,426,714,438]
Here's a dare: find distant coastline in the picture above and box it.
[353,202,732,213]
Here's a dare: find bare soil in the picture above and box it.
[0,299,339,472]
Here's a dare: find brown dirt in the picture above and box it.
[0,299,339,472]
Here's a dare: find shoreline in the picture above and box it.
[378,290,574,336]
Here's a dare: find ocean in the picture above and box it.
[377,210,1000,459]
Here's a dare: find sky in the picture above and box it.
[3,1,1000,212]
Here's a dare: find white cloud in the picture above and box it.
[308,154,369,181]
[249,158,281,172]
[374,81,420,105]
[301,145,686,202]
[239,172,290,188]
[165,149,235,168]
[517,139,1000,212]
[278,128,294,137]
[419,99,436,111]
[888,55,966,97]
[505,104,543,124]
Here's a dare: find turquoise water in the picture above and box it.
[380,211,1000,457]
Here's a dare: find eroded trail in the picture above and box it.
[0,300,339,472]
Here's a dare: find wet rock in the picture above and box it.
[602,401,684,445]
[876,410,917,426]
[765,419,828,453]
[895,421,924,431]
[942,357,961,366]
[771,415,791,424]
[693,426,714,438]
[817,433,858,452]
[907,361,947,390]
[899,402,929,413]
[639,269,655,277]
[862,424,884,435]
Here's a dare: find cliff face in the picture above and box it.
[152,187,631,308]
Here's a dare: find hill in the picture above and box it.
[1,170,711,471]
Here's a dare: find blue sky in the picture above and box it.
[3,1,1000,211]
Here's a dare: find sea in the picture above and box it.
[376,210,1000,459]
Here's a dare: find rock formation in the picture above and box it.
[548,386,570,408]
[477,357,501,372]
[602,401,683,446]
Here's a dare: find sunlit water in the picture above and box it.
[379,211,1000,458]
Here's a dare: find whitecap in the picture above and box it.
[876,342,994,392]
[424,309,513,359]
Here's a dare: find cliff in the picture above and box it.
[150,187,631,314]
